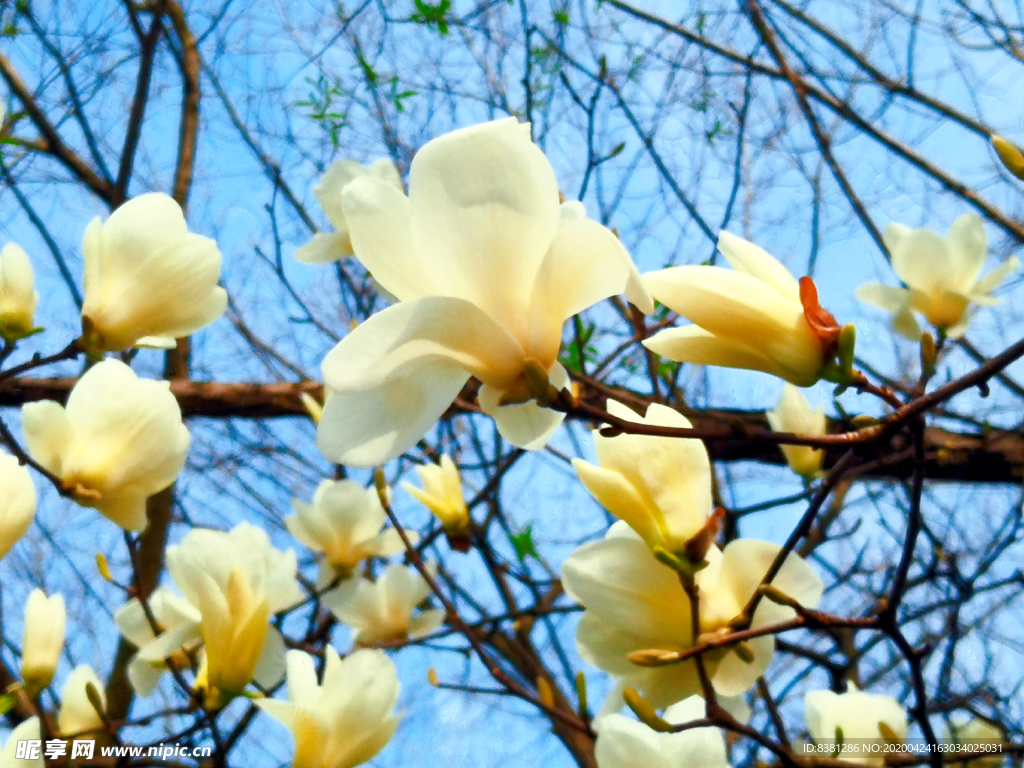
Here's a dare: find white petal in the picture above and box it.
[253,626,287,688]
[717,231,800,300]
[294,232,352,264]
[855,283,911,312]
[408,118,561,333]
[477,362,568,449]
[972,256,1020,295]
[643,326,801,383]
[342,176,436,300]
[21,400,71,478]
[944,213,987,290]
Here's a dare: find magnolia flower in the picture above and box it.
[0,717,44,767]
[561,523,823,707]
[114,586,202,696]
[0,243,39,343]
[946,718,1005,768]
[316,118,652,467]
[0,455,35,560]
[136,523,302,708]
[596,695,733,768]
[295,158,404,264]
[572,400,714,558]
[286,480,409,579]
[402,455,472,549]
[79,192,227,353]
[325,563,445,646]
[856,214,1019,340]
[257,647,400,768]
[805,683,907,766]
[58,665,106,737]
[21,359,190,531]
[20,589,66,696]
[643,232,843,386]
[766,385,827,478]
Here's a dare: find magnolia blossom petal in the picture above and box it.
[477,362,568,449]
[252,626,287,688]
[717,231,800,300]
[0,242,39,342]
[973,256,1021,295]
[944,213,988,289]
[528,218,653,362]
[58,665,106,737]
[572,459,663,548]
[0,455,35,559]
[1,717,44,767]
[890,228,949,295]
[594,715,675,768]
[21,400,71,478]
[294,232,353,264]
[855,283,910,312]
[408,117,561,328]
[342,176,437,301]
[643,326,787,379]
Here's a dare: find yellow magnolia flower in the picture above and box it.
[572,400,715,558]
[58,665,106,738]
[0,242,39,343]
[402,455,471,549]
[295,158,404,264]
[114,586,202,697]
[643,232,844,386]
[561,523,823,707]
[316,118,652,466]
[857,214,1019,340]
[79,192,227,353]
[0,717,44,767]
[0,454,35,560]
[257,647,400,768]
[766,385,826,478]
[21,359,190,531]
[21,589,66,696]
[325,563,445,646]
[136,523,302,708]
[286,479,409,578]
[805,683,907,766]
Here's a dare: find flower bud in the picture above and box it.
[766,384,826,478]
[21,589,66,695]
[0,243,39,343]
[58,665,106,737]
[402,455,471,549]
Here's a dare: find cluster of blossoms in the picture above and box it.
[1,116,1018,768]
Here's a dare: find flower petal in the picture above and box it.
[855,283,911,312]
[717,231,800,300]
[944,213,987,290]
[408,118,560,333]
[294,232,352,264]
[477,362,568,449]
[643,326,794,381]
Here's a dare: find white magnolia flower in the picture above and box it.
[257,647,400,768]
[137,523,302,708]
[766,385,827,478]
[0,243,39,343]
[114,586,202,697]
[643,232,840,386]
[21,359,190,531]
[946,718,1005,768]
[58,665,106,738]
[295,158,404,264]
[79,192,227,353]
[805,683,907,766]
[402,455,471,546]
[562,523,823,708]
[0,455,35,560]
[316,117,652,467]
[595,695,733,768]
[286,479,409,578]
[20,589,66,695]
[0,717,44,767]
[857,214,1019,340]
[572,400,713,557]
[325,563,445,646]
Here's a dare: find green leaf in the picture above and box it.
[510,525,538,562]
[412,0,452,35]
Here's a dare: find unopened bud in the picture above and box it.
[993,135,1024,180]
[95,552,114,583]
[628,648,683,667]
[537,676,555,709]
[623,688,674,733]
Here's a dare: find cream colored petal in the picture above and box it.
[408,117,561,334]
[314,159,371,226]
[21,401,71,478]
[58,665,106,737]
[709,634,774,697]
[572,459,665,550]
[594,714,672,768]
[717,231,800,300]
[972,256,1020,295]
[252,626,287,688]
[561,536,691,640]
[643,326,796,383]
[477,361,568,450]
[283,649,319,705]
[127,654,167,698]
[294,232,353,264]
[114,597,157,648]
[1,717,44,767]
[0,455,35,559]
[944,213,988,290]
[855,283,911,313]
[527,218,653,363]
[136,621,202,663]
[882,222,913,259]
[409,608,446,638]
[890,228,953,294]
[342,176,436,300]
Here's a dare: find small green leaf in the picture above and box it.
[510,525,538,562]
